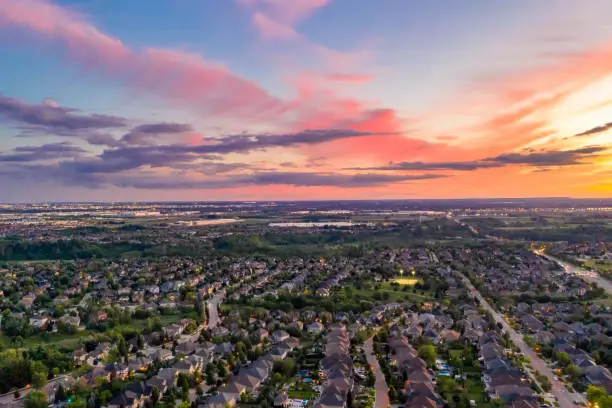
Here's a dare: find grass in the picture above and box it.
[8,312,196,350]
[443,348,493,408]
[352,282,434,303]
[392,277,420,286]
[593,293,612,307]
[21,330,91,350]
[288,381,317,400]
[581,259,612,280]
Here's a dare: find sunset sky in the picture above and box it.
[1,0,612,202]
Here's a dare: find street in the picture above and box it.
[364,337,390,408]
[207,290,224,329]
[456,272,584,408]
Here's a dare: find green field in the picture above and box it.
[8,312,196,350]
[287,381,317,400]
[392,277,421,286]
[351,281,436,303]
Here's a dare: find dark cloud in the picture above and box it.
[348,161,497,171]
[0,94,126,133]
[130,123,193,134]
[84,133,123,147]
[489,146,606,166]
[106,172,446,190]
[0,142,86,162]
[117,128,377,150]
[348,146,607,171]
[54,129,388,173]
[120,122,193,145]
[575,122,612,137]
[0,160,446,190]
[60,149,221,174]
[198,129,391,153]
[196,162,254,175]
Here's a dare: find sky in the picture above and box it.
[0,0,612,202]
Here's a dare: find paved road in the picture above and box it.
[453,215,612,296]
[0,375,75,405]
[535,251,612,294]
[364,337,390,408]
[207,291,224,329]
[456,272,583,408]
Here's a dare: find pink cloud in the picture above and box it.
[237,0,368,70]
[0,0,373,127]
[0,0,284,121]
[435,135,458,141]
[236,0,330,26]
[326,73,375,83]
[252,11,299,40]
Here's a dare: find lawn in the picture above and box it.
[392,277,421,286]
[288,381,317,400]
[443,348,493,408]
[10,312,195,350]
[593,293,612,307]
[351,281,436,304]
[581,259,612,280]
[437,375,494,408]
[21,330,91,350]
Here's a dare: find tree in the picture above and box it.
[30,361,49,389]
[137,335,145,349]
[274,358,297,377]
[98,390,113,406]
[195,298,206,324]
[55,384,67,402]
[538,375,552,393]
[152,387,160,403]
[25,391,48,408]
[272,373,282,384]
[178,373,190,393]
[205,363,216,385]
[235,341,247,358]
[217,360,228,378]
[417,344,438,366]
[565,364,581,382]
[116,335,128,359]
[67,396,87,408]
[555,351,570,367]
[11,336,24,348]
[586,386,608,403]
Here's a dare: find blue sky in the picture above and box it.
[0,0,611,201]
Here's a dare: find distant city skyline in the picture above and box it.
[0,0,611,201]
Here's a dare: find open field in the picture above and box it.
[458,214,612,243]
[392,277,420,286]
[351,281,436,304]
[7,312,194,350]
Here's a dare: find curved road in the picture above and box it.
[535,251,612,294]
[457,272,584,408]
[364,337,390,408]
